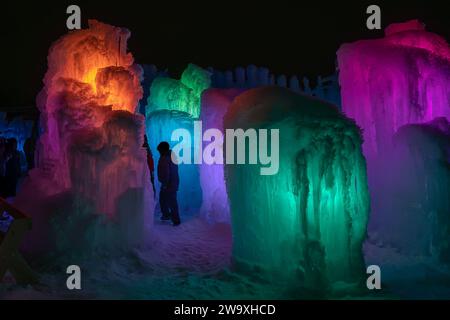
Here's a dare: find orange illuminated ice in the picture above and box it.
[41,19,143,114]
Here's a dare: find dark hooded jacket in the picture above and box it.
[157,150,179,192]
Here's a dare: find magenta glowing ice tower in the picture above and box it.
[337,20,450,259]
[337,20,450,159]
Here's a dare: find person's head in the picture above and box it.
[157,141,170,155]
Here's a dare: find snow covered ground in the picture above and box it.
[1,213,450,300]
[363,235,450,299]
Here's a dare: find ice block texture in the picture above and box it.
[337,20,450,158]
[370,117,450,260]
[224,87,369,288]
[147,64,211,118]
[15,20,153,255]
[199,89,244,223]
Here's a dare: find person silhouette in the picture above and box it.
[157,141,180,226]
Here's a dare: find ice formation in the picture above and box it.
[370,117,450,260]
[0,113,33,152]
[145,64,211,216]
[15,20,153,255]
[0,112,34,170]
[337,20,450,259]
[199,89,244,223]
[146,64,211,119]
[223,87,369,288]
[338,20,450,158]
[209,66,341,107]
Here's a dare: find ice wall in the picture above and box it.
[337,20,450,259]
[370,118,450,260]
[337,20,450,158]
[209,65,341,107]
[224,87,369,289]
[15,20,153,256]
[199,89,244,223]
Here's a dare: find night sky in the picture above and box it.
[1,0,449,109]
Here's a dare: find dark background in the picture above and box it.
[1,0,449,109]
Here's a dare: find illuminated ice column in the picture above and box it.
[145,64,211,216]
[224,87,369,288]
[35,19,143,194]
[337,20,450,159]
[199,89,244,223]
[15,20,152,255]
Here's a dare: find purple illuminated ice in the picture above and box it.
[338,20,450,158]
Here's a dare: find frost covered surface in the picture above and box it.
[223,87,369,288]
[13,20,153,256]
[338,20,450,158]
[0,219,394,300]
[199,89,244,223]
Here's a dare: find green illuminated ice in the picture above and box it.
[147,64,211,118]
[224,87,370,290]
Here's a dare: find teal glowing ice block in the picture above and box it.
[224,87,370,289]
[146,64,211,119]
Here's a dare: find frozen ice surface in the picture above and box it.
[338,21,450,261]
[5,214,446,299]
[0,218,401,300]
[338,20,450,159]
[14,20,153,256]
[369,117,450,261]
[146,64,211,119]
[199,88,245,223]
[223,87,369,289]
